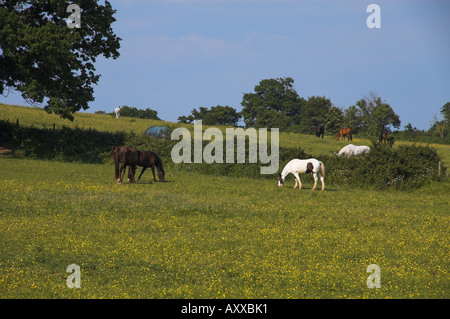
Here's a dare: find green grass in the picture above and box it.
[1,103,449,298]
[0,157,448,298]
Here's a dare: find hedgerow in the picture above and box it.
[0,120,445,189]
[321,143,444,190]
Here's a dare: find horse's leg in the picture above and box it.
[151,166,156,181]
[116,163,122,184]
[320,174,325,191]
[293,172,301,189]
[128,166,133,182]
[127,166,132,182]
[312,173,318,191]
[130,165,137,183]
[122,166,127,183]
[118,164,123,183]
[138,167,147,182]
[119,164,126,184]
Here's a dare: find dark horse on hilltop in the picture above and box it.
[379,131,388,143]
[113,146,165,184]
[314,125,325,138]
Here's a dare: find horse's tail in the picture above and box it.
[319,161,325,178]
[113,148,120,179]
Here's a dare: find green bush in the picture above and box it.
[322,143,445,190]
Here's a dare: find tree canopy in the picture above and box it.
[240,77,303,129]
[0,0,121,120]
[178,105,241,126]
[346,93,401,135]
[118,105,160,120]
[240,77,345,133]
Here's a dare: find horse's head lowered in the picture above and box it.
[278,174,284,187]
[158,167,165,182]
[156,158,165,182]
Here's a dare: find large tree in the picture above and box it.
[297,95,335,133]
[240,77,304,129]
[345,92,400,136]
[0,1,121,120]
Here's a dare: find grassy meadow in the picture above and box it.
[0,103,449,299]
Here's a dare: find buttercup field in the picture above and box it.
[0,0,449,304]
[0,104,448,299]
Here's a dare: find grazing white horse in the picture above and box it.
[278,158,325,191]
[335,144,370,157]
[115,107,121,119]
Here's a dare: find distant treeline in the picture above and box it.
[177,78,450,144]
[96,105,160,120]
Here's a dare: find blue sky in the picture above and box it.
[2,0,449,130]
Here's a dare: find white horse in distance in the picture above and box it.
[278,158,325,191]
[115,107,121,119]
[336,144,370,157]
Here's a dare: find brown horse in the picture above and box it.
[129,150,165,182]
[336,128,353,141]
[113,146,139,184]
